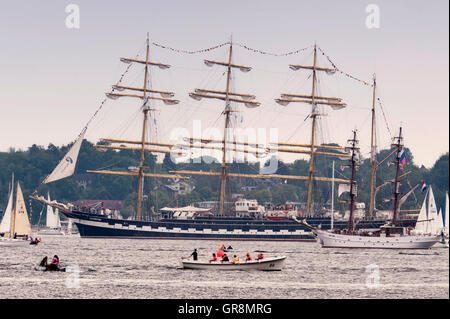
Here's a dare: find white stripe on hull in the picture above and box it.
[73,218,313,239]
[316,230,440,249]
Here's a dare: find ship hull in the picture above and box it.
[181,256,286,271]
[316,229,441,249]
[61,210,416,241]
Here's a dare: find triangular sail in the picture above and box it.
[428,187,440,234]
[415,188,429,234]
[45,193,60,228]
[12,182,32,237]
[0,178,14,234]
[43,130,85,184]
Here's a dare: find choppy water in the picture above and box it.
[0,236,448,299]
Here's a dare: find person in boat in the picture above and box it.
[221,254,229,263]
[256,253,264,260]
[245,253,252,262]
[39,256,48,268]
[232,255,240,264]
[47,255,60,271]
[209,253,218,263]
[190,249,198,261]
[221,244,226,250]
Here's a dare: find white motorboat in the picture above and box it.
[181,256,286,271]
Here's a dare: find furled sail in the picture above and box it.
[12,182,32,237]
[43,130,85,184]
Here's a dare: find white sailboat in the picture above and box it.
[37,193,64,235]
[413,187,442,236]
[0,181,33,246]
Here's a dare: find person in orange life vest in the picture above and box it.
[245,253,252,262]
[209,253,218,263]
[257,253,264,260]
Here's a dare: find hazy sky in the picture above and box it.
[0,0,448,168]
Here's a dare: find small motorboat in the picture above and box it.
[34,265,66,272]
[35,256,66,272]
[181,256,286,271]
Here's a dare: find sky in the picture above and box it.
[0,0,448,168]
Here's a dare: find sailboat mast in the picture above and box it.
[219,40,233,216]
[391,127,403,226]
[137,34,151,221]
[368,74,377,218]
[347,130,358,231]
[306,44,318,217]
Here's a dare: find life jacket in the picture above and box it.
[212,256,218,262]
[246,256,252,261]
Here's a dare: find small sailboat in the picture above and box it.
[37,193,64,236]
[413,187,441,236]
[0,178,33,246]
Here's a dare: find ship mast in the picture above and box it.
[171,42,352,215]
[186,39,261,215]
[344,130,360,232]
[368,74,377,218]
[87,34,186,221]
[390,127,404,226]
[275,44,348,216]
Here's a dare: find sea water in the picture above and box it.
[0,236,448,299]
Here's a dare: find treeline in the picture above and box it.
[0,140,448,223]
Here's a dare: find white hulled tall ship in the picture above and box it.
[313,128,441,249]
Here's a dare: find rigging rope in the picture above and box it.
[152,41,229,54]
[317,46,372,87]
[377,97,393,139]
[234,43,312,56]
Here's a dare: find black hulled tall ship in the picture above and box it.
[31,37,417,241]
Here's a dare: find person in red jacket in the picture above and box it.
[209,253,218,263]
[245,253,252,262]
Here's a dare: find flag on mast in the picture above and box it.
[43,129,86,184]
[399,149,406,169]
[421,181,427,193]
